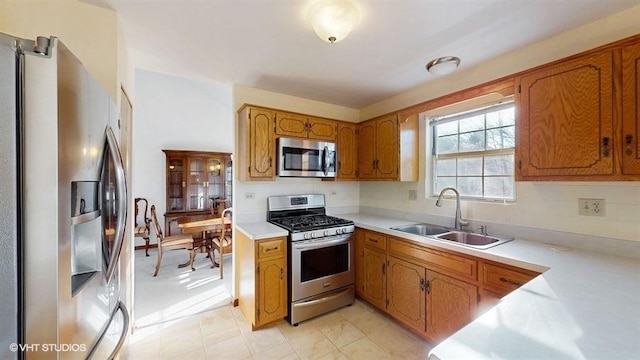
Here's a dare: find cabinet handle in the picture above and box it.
[269,156,273,168]
[420,278,425,291]
[602,137,610,157]
[626,134,633,155]
[265,247,279,252]
[281,267,284,280]
[499,277,523,287]
[182,181,186,188]
[375,159,379,169]
[337,160,341,171]
[368,238,378,243]
[382,263,385,275]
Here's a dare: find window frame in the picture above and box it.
[429,100,516,202]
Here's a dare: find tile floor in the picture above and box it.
[128,249,434,359]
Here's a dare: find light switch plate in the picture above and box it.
[408,190,417,201]
[579,198,605,216]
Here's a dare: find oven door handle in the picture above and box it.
[293,236,351,250]
[295,288,353,308]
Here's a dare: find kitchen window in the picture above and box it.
[430,101,515,201]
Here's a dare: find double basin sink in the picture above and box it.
[389,223,513,250]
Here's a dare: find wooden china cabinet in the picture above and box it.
[163,150,232,236]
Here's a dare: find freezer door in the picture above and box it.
[0,34,19,360]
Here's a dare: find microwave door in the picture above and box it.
[100,127,127,284]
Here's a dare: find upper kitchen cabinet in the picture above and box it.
[516,35,640,181]
[275,111,337,141]
[358,113,418,181]
[337,121,358,180]
[516,50,614,179]
[238,106,276,181]
[622,42,640,175]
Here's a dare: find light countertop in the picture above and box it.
[337,213,640,360]
[235,221,288,240]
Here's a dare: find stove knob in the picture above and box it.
[338,228,344,234]
[324,230,329,236]
[304,233,310,240]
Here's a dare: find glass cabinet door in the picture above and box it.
[167,157,185,211]
[206,158,224,213]
[188,158,205,210]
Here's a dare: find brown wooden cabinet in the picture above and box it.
[425,269,477,341]
[386,256,426,334]
[337,121,358,180]
[163,150,231,236]
[238,106,276,180]
[275,111,337,141]
[622,42,640,175]
[516,51,614,178]
[237,231,288,329]
[477,261,539,314]
[515,36,640,181]
[358,113,418,181]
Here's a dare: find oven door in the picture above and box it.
[291,233,354,302]
[278,137,336,178]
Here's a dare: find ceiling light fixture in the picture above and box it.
[426,56,461,76]
[308,0,360,43]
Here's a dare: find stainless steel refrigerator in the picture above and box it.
[0,33,129,359]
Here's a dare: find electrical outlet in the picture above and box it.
[408,190,417,201]
[331,190,337,196]
[244,192,255,199]
[579,198,605,216]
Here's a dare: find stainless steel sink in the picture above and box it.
[390,223,450,236]
[390,223,514,250]
[435,231,514,250]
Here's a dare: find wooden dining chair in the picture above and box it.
[211,207,232,279]
[134,198,151,256]
[149,205,196,277]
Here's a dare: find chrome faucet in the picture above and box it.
[435,187,469,230]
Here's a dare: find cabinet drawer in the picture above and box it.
[482,263,537,296]
[389,239,477,281]
[363,231,387,251]
[257,238,285,259]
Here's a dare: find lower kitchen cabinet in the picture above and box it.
[425,269,478,341]
[236,230,287,329]
[362,247,386,310]
[386,256,426,334]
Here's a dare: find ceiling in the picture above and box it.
[96,0,639,109]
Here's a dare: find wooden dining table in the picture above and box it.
[177,214,232,268]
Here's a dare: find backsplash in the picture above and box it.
[359,181,640,256]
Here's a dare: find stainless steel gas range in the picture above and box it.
[267,194,355,325]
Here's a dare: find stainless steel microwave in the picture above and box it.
[277,137,336,178]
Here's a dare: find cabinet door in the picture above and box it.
[257,258,287,326]
[362,247,386,309]
[517,51,614,177]
[376,114,399,179]
[275,111,308,138]
[623,42,640,175]
[308,117,337,141]
[337,122,358,180]
[425,270,477,341]
[249,108,275,178]
[206,156,225,211]
[187,157,206,210]
[386,256,426,334]
[358,120,377,179]
[354,229,365,296]
[165,155,185,211]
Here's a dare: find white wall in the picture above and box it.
[358,6,640,243]
[132,69,233,235]
[0,0,119,99]
[233,85,361,222]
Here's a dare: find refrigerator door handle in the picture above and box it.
[87,300,130,360]
[104,127,127,284]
